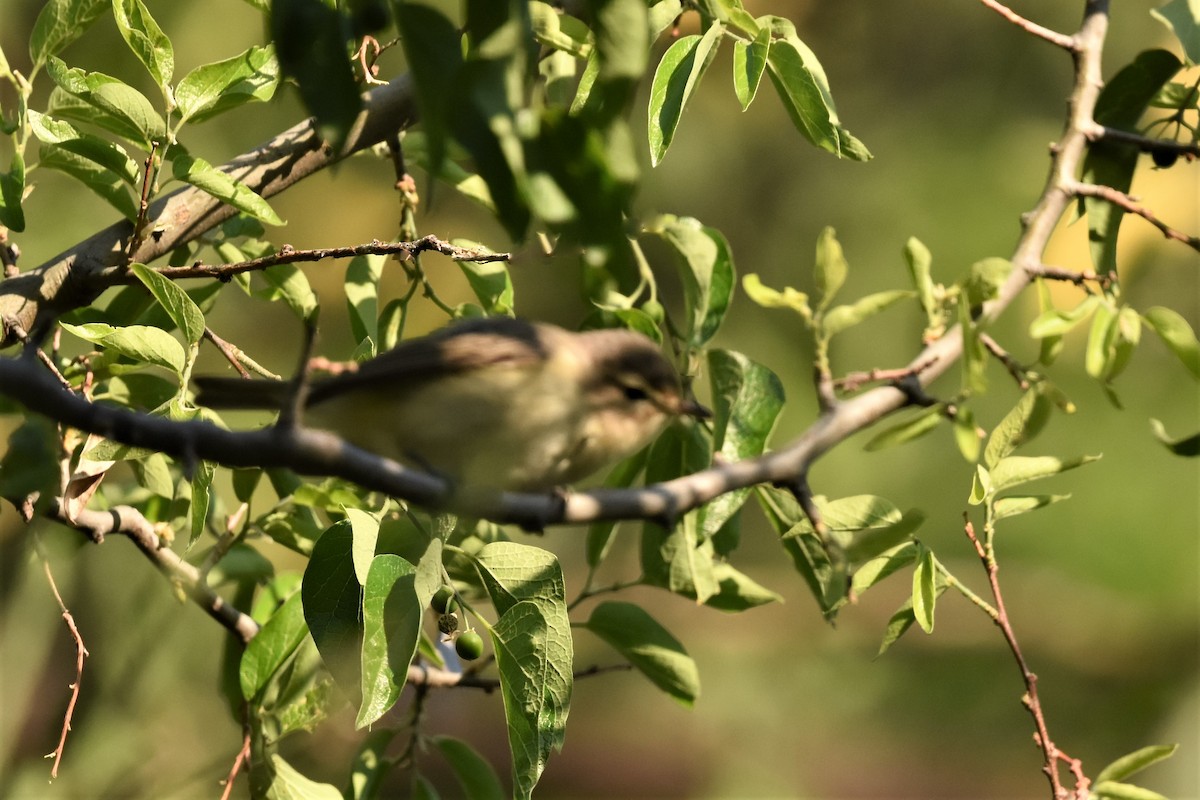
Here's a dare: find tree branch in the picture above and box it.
[43,498,260,643]
[976,0,1077,49]
[1069,181,1200,252]
[0,75,416,346]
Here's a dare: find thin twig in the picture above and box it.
[976,0,1077,49]
[833,355,940,393]
[218,729,252,800]
[979,333,1031,390]
[126,142,160,261]
[96,236,511,285]
[1025,264,1116,288]
[34,538,89,780]
[2,316,73,390]
[1088,125,1200,159]
[964,519,1072,800]
[1070,181,1200,252]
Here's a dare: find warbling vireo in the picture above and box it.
[193,317,709,491]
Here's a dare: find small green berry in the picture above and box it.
[437,612,459,635]
[455,631,484,661]
[430,585,456,614]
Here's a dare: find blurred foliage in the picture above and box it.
[0,0,1198,798]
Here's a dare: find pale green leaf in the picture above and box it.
[1095,743,1179,785]
[1143,305,1200,378]
[175,45,280,124]
[29,0,109,70]
[112,0,173,87]
[733,27,770,110]
[990,454,1101,493]
[59,321,185,373]
[911,543,936,634]
[130,263,205,344]
[814,226,847,310]
[172,154,284,225]
[266,755,343,800]
[993,494,1072,521]
[822,290,912,336]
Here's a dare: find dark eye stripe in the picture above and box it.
[621,385,649,402]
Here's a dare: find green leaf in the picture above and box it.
[489,601,569,800]
[430,737,506,800]
[703,349,785,539]
[28,111,140,183]
[1095,743,1179,785]
[650,215,735,347]
[984,388,1052,468]
[271,0,362,148]
[130,263,205,344]
[45,57,166,147]
[763,21,870,160]
[911,543,936,633]
[357,555,421,728]
[905,237,937,326]
[1091,782,1169,800]
[586,601,700,705]
[647,23,723,167]
[0,420,62,508]
[529,2,591,58]
[189,458,214,545]
[38,145,138,220]
[640,422,716,601]
[241,591,307,700]
[813,226,847,310]
[1082,50,1181,271]
[1149,419,1200,456]
[456,247,514,315]
[863,406,942,452]
[1086,302,1119,379]
[112,0,173,87]
[990,454,1101,493]
[1029,295,1100,339]
[59,321,185,374]
[822,290,912,336]
[345,254,383,347]
[0,153,25,231]
[345,729,400,800]
[876,584,945,658]
[302,520,363,697]
[703,562,784,611]
[961,257,1012,308]
[741,273,811,321]
[175,45,280,124]
[29,0,109,70]
[953,406,982,463]
[851,542,917,597]
[1153,0,1200,63]
[172,154,283,225]
[993,494,1072,521]
[260,263,318,321]
[394,3,462,179]
[733,26,771,110]
[586,447,649,568]
[266,755,342,800]
[583,0,650,124]
[346,507,381,586]
[1143,305,1200,378]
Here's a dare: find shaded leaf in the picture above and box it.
[29,0,109,70]
[649,215,735,347]
[586,601,700,704]
[39,145,137,220]
[302,520,363,697]
[911,543,936,633]
[241,592,307,700]
[430,736,505,800]
[59,321,185,374]
[993,494,1072,521]
[271,0,361,147]
[733,27,770,110]
[864,406,942,452]
[357,555,420,728]
[1149,418,1200,457]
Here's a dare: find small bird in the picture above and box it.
[193,317,709,491]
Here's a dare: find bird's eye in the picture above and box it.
[621,384,649,402]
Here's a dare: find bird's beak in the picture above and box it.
[677,397,712,419]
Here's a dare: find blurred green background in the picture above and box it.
[1,0,1197,797]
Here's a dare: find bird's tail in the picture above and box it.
[192,377,289,410]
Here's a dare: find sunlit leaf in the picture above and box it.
[647,24,723,166]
